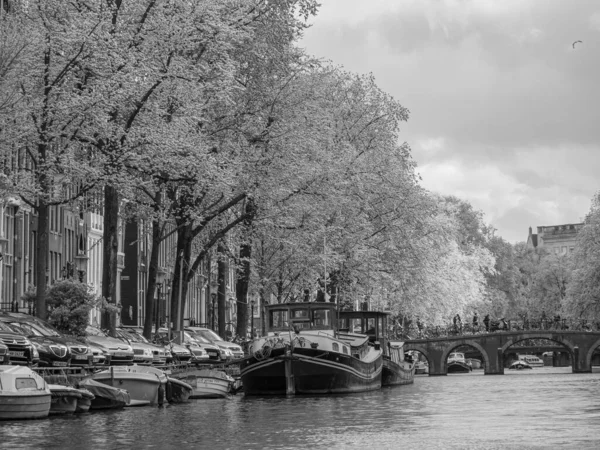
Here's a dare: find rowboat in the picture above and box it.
[0,365,51,420]
[93,365,167,406]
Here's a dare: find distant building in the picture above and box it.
[526,223,584,255]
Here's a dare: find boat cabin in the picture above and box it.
[338,310,389,343]
[266,302,338,333]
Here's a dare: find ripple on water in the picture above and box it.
[1,367,600,450]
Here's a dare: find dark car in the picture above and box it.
[0,342,10,364]
[0,312,94,367]
[0,321,38,366]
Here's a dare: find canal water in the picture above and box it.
[2,367,600,449]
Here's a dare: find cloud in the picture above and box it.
[302,0,600,243]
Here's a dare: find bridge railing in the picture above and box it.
[393,317,600,340]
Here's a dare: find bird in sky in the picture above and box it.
[572,40,583,49]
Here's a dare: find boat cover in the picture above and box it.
[78,378,131,405]
[48,385,83,398]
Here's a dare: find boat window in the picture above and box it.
[332,343,339,352]
[343,346,349,355]
[351,318,362,333]
[312,309,332,327]
[366,318,376,335]
[16,378,37,390]
[291,309,309,319]
[270,310,289,328]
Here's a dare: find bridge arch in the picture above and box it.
[585,337,600,368]
[440,340,490,373]
[403,343,433,367]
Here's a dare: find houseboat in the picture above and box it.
[339,310,415,386]
[241,301,382,395]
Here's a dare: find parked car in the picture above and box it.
[116,328,167,365]
[183,331,222,362]
[0,312,93,367]
[153,330,194,364]
[185,327,244,360]
[87,343,107,366]
[0,342,9,364]
[85,326,134,365]
[0,321,38,366]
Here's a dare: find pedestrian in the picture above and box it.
[453,314,462,334]
[472,312,479,333]
[541,310,547,330]
[553,314,561,330]
[483,314,490,332]
[417,317,424,338]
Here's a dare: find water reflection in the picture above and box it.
[2,367,600,449]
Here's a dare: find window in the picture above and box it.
[332,343,339,352]
[342,346,349,355]
[292,309,309,319]
[16,378,37,390]
[270,310,289,328]
[312,309,332,327]
[561,246,567,254]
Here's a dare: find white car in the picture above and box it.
[185,327,244,360]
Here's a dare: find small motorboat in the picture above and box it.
[77,378,130,410]
[93,365,167,406]
[166,377,193,403]
[518,355,544,367]
[0,365,51,420]
[447,352,472,373]
[509,360,532,370]
[171,368,233,399]
[48,384,82,415]
[75,388,95,413]
[415,361,429,374]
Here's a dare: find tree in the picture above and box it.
[46,279,114,336]
[565,192,600,318]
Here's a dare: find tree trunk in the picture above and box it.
[102,185,119,336]
[217,241,227,338]
[143,215,161,339]
[235,198,256,339]
[35,199,48,320]
[171,223,192,332]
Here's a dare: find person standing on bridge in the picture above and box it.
[483,314,490,332]
[472,312,479,333]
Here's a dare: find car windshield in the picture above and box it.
[187,332,213,344]
[0,321,24,334]
[125,331,149,343]
[86,326,108,337]
[7,320,60,337]
[196,329,222,342]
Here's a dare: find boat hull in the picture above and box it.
[241,347,382,396]
[93,373,161,406]
[0,393,51,420]
[50,395,79,415]
[77,378,130,410]
[447,361,472,373]
[171,369,232,399]
[166,377,193,403]
[382,358,415,386]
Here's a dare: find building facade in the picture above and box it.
[526,223,584,254]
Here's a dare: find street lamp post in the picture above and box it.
[155,268,167,336]
[211,293,217,331]
[250,298,255,339]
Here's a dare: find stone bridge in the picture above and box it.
[404,330,600,375]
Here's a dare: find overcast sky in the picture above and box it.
[300,0,600,243]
